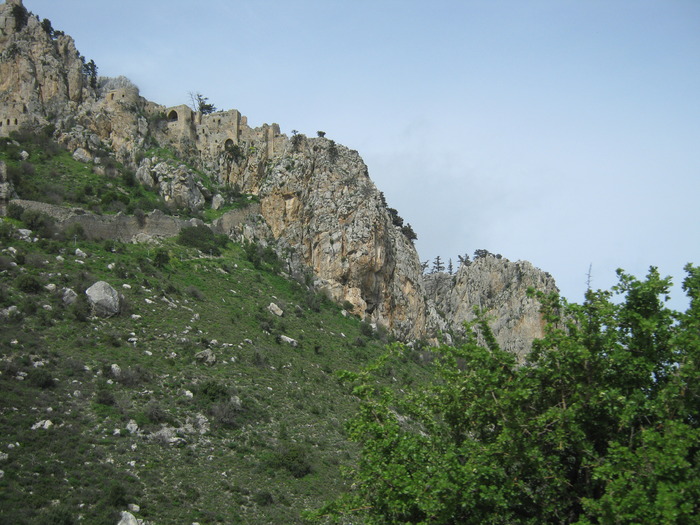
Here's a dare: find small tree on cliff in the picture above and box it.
[457,253,470,267]
[189,92,217,114]
[431,255,445,273]
[83,59,98,89]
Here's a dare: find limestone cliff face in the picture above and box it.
[246,137,427,340]
[424,256,559,360]
[0,0,85,130]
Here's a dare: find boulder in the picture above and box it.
[195,348,216,365]
[72,147,92,163]
[279,335,298,347]
[85,281,121,317]
[31,420,53,430]
[61,287,78,305]
[267,302,284,317]
[211,193,225,210]
[117,511,139,525]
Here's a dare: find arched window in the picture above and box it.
[224,138,234,150]
[167,110,178,122]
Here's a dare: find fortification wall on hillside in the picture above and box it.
[6,199,260,243]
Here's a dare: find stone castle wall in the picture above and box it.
[7,198,259,243]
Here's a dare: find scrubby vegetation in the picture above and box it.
[0,212,432,524]
[0,130,167,215]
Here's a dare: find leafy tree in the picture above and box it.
[322,266,700,524]
[387,208,403,228]
[327,139,339,163]
[401,223,417,243]
[176,225,228,255]
[473,248,491,260]
[189,92,216,114]
[290,130,304,152]
[11,4,29,31]
[41,18,54,37]
[83,59,98,89]
[153,248,170,268]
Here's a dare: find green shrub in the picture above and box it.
[19,209,56,238]
[197,379,230,402]
[145,401,168,424]
[264,442,313,478]
[30,368,56,389]
[38,505,76,525]
[253,490,274,506]
[15,273,43,293]
[177,225,228,255]
[185,285,204,300]
[106,481,128,507]
[95,388,115,406]
[154,248,170,268]
[63,223,86,241]
[6,202,24,220]
[211,400,241,428]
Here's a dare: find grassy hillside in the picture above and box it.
[0,132,433,524]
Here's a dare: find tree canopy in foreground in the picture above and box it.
[314,265,700,524]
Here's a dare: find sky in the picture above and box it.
[22,0,700,310]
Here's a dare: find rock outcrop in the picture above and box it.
[0,0,85,132]
[136,157,208,212]
[0,161,17,213]
[252,138,427,339]
[424,255,559,360]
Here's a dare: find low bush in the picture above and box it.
[264,442,313,478]
[30,368,56,389]
[177,225,228,255]
[15,273,43,293]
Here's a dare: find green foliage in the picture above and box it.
[19,208,57,238]
[325,267,700,524]
[290,130,304,152]
[41,18,54,37]
[176,225,228,255]
[263,442,313,478]
[30,368,56,389]
[82,59,98,90]
[14,273,43,294]
[190,92,216,114]
[153,248,170,268]
[243,241,281,273]
[327,139,339,163]
[11,4,29,31]
[1,130,167,216]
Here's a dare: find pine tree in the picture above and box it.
[431,256,445,273]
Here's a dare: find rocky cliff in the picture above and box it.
[0,0,557,352]
[423,255,558,360]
